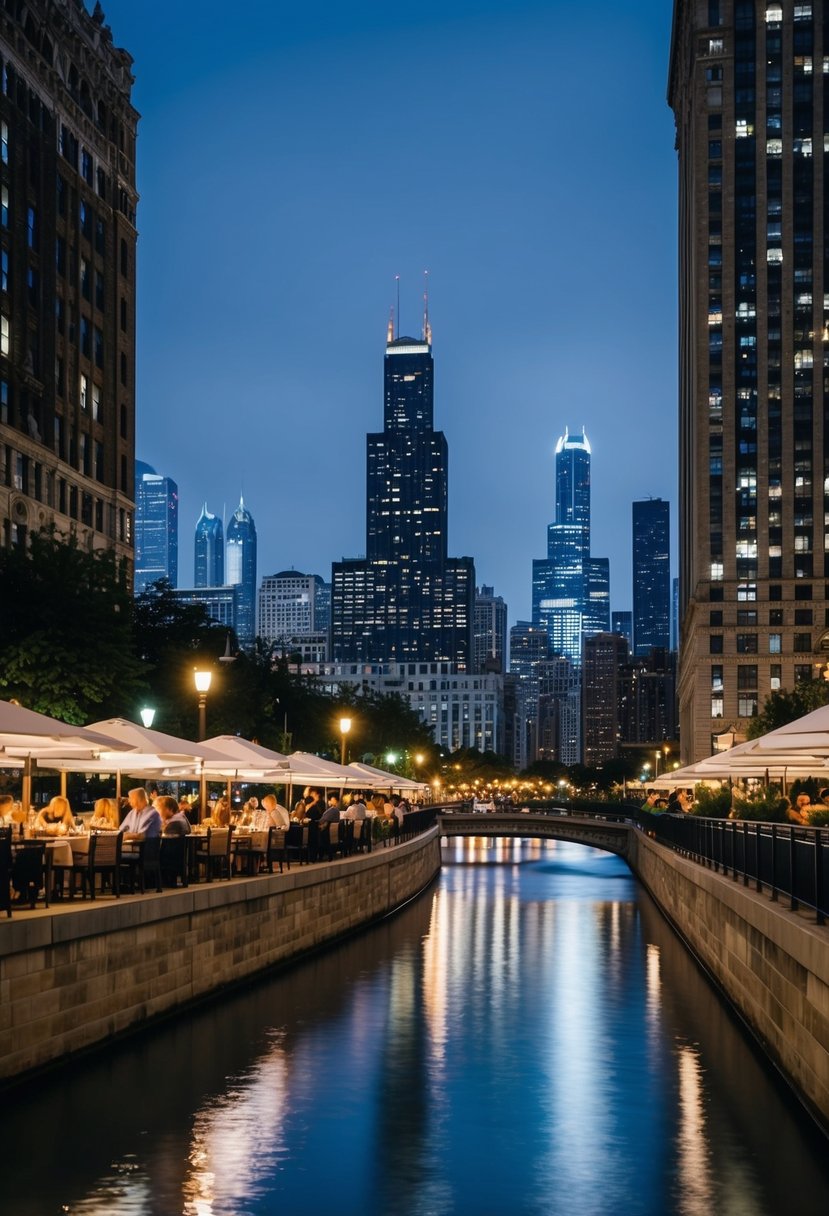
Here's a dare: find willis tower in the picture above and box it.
[332,298,474,665]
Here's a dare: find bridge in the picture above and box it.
[436,806,634,859]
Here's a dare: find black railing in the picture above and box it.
[639,812,828,925]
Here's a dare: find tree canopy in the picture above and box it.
[746,679,829,739]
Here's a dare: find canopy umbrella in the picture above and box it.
[0,699,134,808]
[288,752,374,787]
[347,761,426,791]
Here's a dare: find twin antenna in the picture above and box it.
[387,271,431,345]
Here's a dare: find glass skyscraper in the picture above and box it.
[226,496,257,645]
[670,1,829,760]
[632,498,670,656]
[134,461,178,593]
[194,504,223,588]
[332,318,474,664]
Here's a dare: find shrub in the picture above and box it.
[729,789,790,823]
[805,807,829,827]
[689,785,732,819]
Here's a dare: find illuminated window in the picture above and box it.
[765,4,783,22]
[770,664,782,690]
[766,139,783,156]
[1,312,9,356]
[738,695,758,717]
[769,634,782,654]
[711,696,724,717]
[0,121,7,164]
[767,248,783,263]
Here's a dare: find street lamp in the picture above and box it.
[655,749,661,778]
[386,752,398,768]
[194,668,212,741]
[139,707,156,729]
[339,716,351,765]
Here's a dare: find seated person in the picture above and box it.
[88,797,119,830]
[118,786,162,838]
[156,794,191,836]
[0,793,14,825]
[788,792,812,825]
[342,793,366,820]
[291,797,307,822]
[209,796,231,828]
[303,790,323,822]
[255,793,290,830]
[34,795,74,835]
[319,794,341,823]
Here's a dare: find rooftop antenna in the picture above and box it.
[422,269,432,345]
[395,274,400,339]
[387,303,394,345]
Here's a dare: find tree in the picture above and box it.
[0,531,145,722]
[746,679,829,739]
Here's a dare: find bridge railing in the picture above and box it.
[435,800,638,824]
[640,812,828,925]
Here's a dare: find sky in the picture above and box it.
[101,0,678,625]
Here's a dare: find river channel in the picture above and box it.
[4,838,829,1215]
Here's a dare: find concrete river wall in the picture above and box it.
[0,827,441,1082]
[628,830,829,1132]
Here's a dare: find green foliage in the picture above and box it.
[0,531,145,722]
[746,679,829,739]
[689,784,732,819]
[806,807,829,826]
[729,788,790,823]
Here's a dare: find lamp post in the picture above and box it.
[139,707,156,729]
[194,668,212,742]
[339,716,351,765]
[654,749,661,778]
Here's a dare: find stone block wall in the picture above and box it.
[0,829,441,1082]
[630,831,829,1131]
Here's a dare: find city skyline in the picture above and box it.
[102,0,678,625]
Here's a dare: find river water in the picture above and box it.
[4,838,829,1216]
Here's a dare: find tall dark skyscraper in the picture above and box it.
[670,1,829,760]
[194,504,223,588]
[632,498,670,656]
[473,584,508,673]
[134,460,178,592]
[331,310,474,664]
[226,496,257,645]
[0,2,137,561]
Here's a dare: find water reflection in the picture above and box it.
[3,839,829,1215]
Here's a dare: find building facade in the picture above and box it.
[173,585,238,631]
[194,503,223,588]
[612,610,633,648]
[473,583,508,673]
[670,0,829,760]
[258,569,320,645]
[582,631,629,766]
[332,317,474,666]
[0,1,138,562]
[225,495,256,645]
[134,459,177,592]
[632,497,671,656]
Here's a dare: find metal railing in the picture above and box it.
[638,811,828,925]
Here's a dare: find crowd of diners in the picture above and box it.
[0,784,422,905]
[641,785,829,825]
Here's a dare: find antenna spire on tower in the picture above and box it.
[395,274,400,339]
[387,304,394,345]
[422,269,432,345]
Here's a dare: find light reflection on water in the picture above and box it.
[3,838,829,1216]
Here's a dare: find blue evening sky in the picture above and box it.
[102,0,678,624]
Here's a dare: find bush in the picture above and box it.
[729,789,790,823]
[689,785,732,818]
[805,807,829,827]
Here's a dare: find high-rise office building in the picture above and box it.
[670,1,829,760]
[583,631,629,766]
[508,620,550,768]
[583,557,611,636]
[632,498,670,656]
[672,577,679,653]
[612,611,633,648]
[0,2,137,560]
[313,576,331,634]
[473,584,508,673]
[226,496,257,645]
[258,570,318,644]
[134,460,177,592]
[332,313,474,664]
[194,504,223,588]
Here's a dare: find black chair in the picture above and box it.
[159,834,189,887]
[286,823,310,865]
[72,832,122,899]
[0,827,12,917]
[11,841,49,908]
[121,836,163,894]
[351,817,371,854]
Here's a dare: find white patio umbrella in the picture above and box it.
[0,699,134,807]
[347,761,426,792]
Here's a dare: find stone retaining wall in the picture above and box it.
[629,830,829,1131]
[0,828,441,1082]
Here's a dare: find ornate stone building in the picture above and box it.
[0,0,137,566]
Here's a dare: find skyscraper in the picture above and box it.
[258,570,319,644]
[670,1,829,760]
[583,631,629,766]
[134,461,178,592]
[194,505,223,588]
[473,584,508,673]
[632,498,670,656]
[332,310,474,664]
[612,611,633,648]
[0,1,137,560]
[226,496,257,645]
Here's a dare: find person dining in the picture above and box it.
[256,793,290,830]
[118,787,162,838]
[88,797,119,830]
[303,789,323,822]
[156,795,191,836]
[34,795,74,835]
[209,796,231,827]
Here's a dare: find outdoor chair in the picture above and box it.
[120,836,163,894]
[196,827,233,882]
[11,841,49,909]
[286,822,309,865]
[265,826,287,873]
[159,835,189,887]
[71,832,122,900]
[0,827,12,916]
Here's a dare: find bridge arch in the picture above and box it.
[437,811,633,859]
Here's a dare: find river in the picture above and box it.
[4,837,829,1215]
